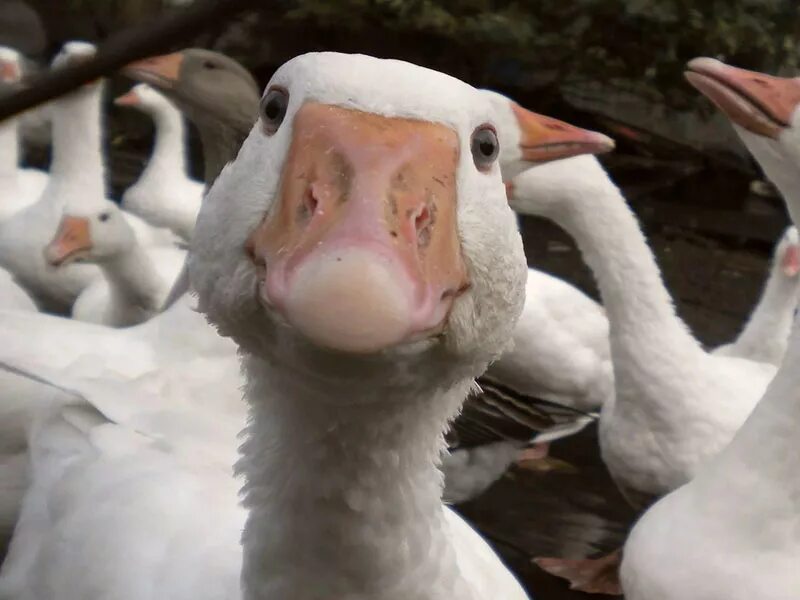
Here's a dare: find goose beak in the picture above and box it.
[44,216,92,267]
[246,102,469,354]
[114,89,140,107]
[686,57,800,139]
[512,103,615,162]
[123,52,184,89]
[0,60,19,84]
[781,244,800,277]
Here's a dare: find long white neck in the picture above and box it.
[99,246,164,313]
[729,262,798,364]
[696,316,800,518]
[49,87,106,199]
[0,117,19,181]
[238,353,477,600]
[138,104,188,183]
[540,172,704,369]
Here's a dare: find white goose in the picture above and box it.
[0,47,47,223]
[0,42,176,312]
[117,83,203,242]
[713,225,800,365]
[44,199,185,326]
[0,51,538,600]
[510,154,776,502]
[620,56,800,600]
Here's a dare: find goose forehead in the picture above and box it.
[270,52,493,133]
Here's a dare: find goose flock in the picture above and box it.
[0,34,794,600]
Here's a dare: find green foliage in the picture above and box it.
[279,0,800,106]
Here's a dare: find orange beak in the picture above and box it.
[114,88,140,107]
[781,244,800,277]
[511,102,615,162]
[246,102,469,354]
[44,216,92,267]
[123,52,184,89]
[686,57,800,139]
[0,60,19,84]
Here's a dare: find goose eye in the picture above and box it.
[260,87,289,135]
[203,60,218,70]
[98,213,110,222]
[470,125,499,171]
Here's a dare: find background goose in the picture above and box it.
[116,83,203,242]
[0,41,104,311]
[0,51,536,600]
[44,199,185,327]
[712,225,800,365]
[511,153,777,593]
[0,46,47,223]
[123,48,261,308]
[621,56,800,600]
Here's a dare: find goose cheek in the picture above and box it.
[246,102,469,354]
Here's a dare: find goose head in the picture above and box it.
[113,82,175,115]
[481,89,615,181]
[686,57,800,222]
[44,200,135,267]
[122,48,259,137]
[0,46,22,85]
[50,41,100,94]
[189,53,610,394]
[775,225,800,278]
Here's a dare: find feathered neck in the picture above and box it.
[728,259,799,365]
[694,316,800,519]
[138,103,188,183]
[0,116,19,182]
[49,86,106,198]
[98,245,164,315]
[237,352,477,600]
[541,172,703,362]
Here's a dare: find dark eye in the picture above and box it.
[203,60,218,70]
[471,125,499,171]
[98,213,110,222]
[260,87,289,135]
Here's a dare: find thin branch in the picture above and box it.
[0,0,266,121]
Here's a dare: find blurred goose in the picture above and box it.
[123,48,261,308]
[0,46,47,222]
[0,42,175,312]
[44,199,185,327]
[0,52,533,600]
[512,154,776,593]
[713,225,800,365]
[620,56,800,600]
[116,83,203,242]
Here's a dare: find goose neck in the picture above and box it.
[140,106,187,181]
[544,178,702,358]
[0,117,19,181]
[238,353,474,600]
[49,88,105,188]
[99,246,163,311]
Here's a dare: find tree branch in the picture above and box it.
[0,0,266,121]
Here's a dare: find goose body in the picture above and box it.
[0,51,625,600]
[0,267,35,312]
[118,84,203,242]
[510,155,776,504]
[45,199,185,327]
[618,54,800,600]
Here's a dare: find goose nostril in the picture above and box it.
[298,186,320,223]
[412,203,435,248]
